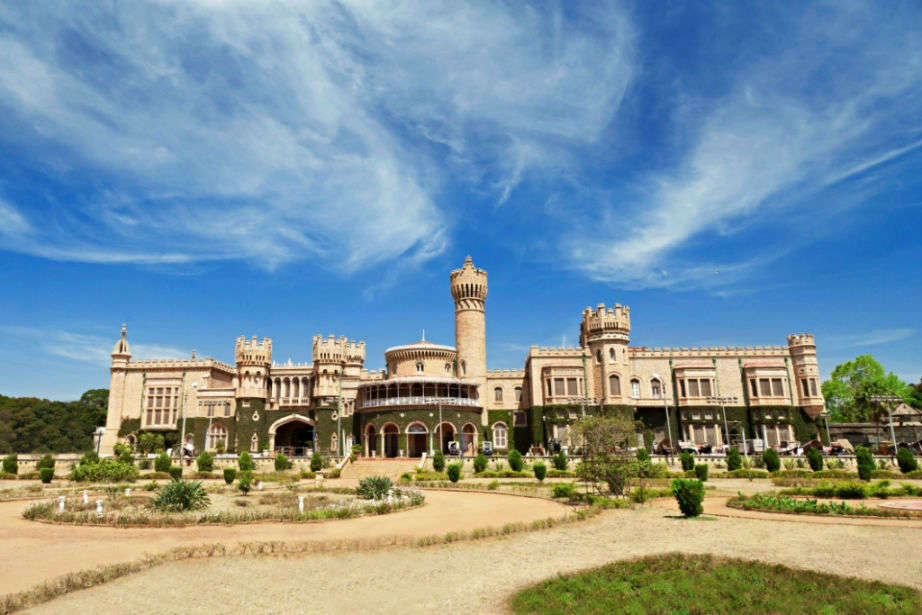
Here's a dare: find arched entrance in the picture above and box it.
[271,415,315,457]
[407,422,428,458]
[383,423,399,458]
[462,423,476,456]
[365,424,377,457]
[435,422,456,454]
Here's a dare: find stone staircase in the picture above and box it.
[340,457,420,480]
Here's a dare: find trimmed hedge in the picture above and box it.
[447,463,462,483]
[154,453,171,473]
[762,449,780,473]
[694,464,709,482]
[726,448,741,471]
[39,467,54,483]
[680,451,694,472]
[534,463,547,482]
[856,446,873,481]
[432,450,445,473]
[671,479,704,517]
[897,447,918,474]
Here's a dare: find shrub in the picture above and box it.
[897,447,919,474]
[508,449,524,472]
[679,451,694,472]
[70,459,140,483]
[326,468,341,478]
[154,453,171,473]
[636,448,650,463]
[855,446,874,481]
[39,467,54,483]
[806,447,823,472]
[2,454,18,475]
[238,451,255,472]
[726,448,741,471]
[151,480,210,511]
[694,464,709,482]
[168,466,182,481]
[138,459,151,470]
[309,451,323,472]
[762,449,781,472]
[473,453,488,473]
[37,454,55,470]
[238,471,253,495]
[357,476,392,500]
[533,462,547,482]
[552,451,567,471]
[196,451,214,473]
[432,450,445,472]
[834,482,867,499]
[223,467,237,484]
[552,483,576,499]
[274,453,291,471]
[214,441,225,454]
[447,463,462,483]
[671,478,704,517]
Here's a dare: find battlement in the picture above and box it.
[787,333,816,347]
[128,358,236,373]
[580,302,631,345]
[312,334,366,364]
[487,368,526,378]
[450,255,488,305]
[629,345,788,358]
[235,335,272,365]
[528,345,588,358]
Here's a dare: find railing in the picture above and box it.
[274,446,314,458]
[360,396,480,409]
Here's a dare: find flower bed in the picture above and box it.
[727,493,922,519]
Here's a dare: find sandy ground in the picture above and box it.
[0,490,565,596]
[27,498,922,615]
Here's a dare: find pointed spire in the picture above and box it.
[421,328,426,342]
[111,323,131,358]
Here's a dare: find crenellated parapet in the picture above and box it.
[235,335,272,366]
[629,345,788,358]
[487,368,526,378]
[580,303,630,345]
[450,255,488,312]
[312,334,366,365]
[528,345,587,358]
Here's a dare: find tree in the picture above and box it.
[0,389,109,453]
[573,413,638,496]
[822,355,909,422]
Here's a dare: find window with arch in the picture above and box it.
[492,422,508,448]
[609,374,621,396]
[445,363,451,374]
[608,348,615,362]
[416,361,424,373]
[514,386,522,402]
[494,387,503,402]
[207,423,227,450]
[651,379,663,398]
[330,433,338,452]
[460,360,466,375]
[250,433,259,452]
[596,349,602,363]
[630,379,641,399]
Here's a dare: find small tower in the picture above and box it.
[111,323,131,367]
[312,334,366,399]
[787,333,823,417]
[102,324,132,455]
[580,304,631,402]
[450,256,488,422]
[235,335,272,399]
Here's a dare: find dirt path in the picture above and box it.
[0,490,566,596]
[27,503,922,614]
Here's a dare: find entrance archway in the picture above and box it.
[407,422,428,457]
[435,422,456,454]
[383,423,399,458]
[461,423,476,456]
[270,415,315,457]
[365,424,377,457]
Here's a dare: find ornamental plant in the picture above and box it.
[310,451,323,472]
[855,446,874,481]
[151,480,210,512]
[274,453,291,471]
[552,451,567,471]
[897,446,919,474]
[37,454,55,470]
[154,452,171,473]
[238,471,253,495]
[726,448,742,471]
[357,475,392,499]
[636,448,650,463]
[533,462,547,482]
[168,466,183,481]
[671,478,704,517]
[223,467,237,484]
[507,449,524,472]
[39,467,54,483]
[694,464,709,482]
[432,450,445,472]
[238,451,255,472]
[680,451,694,472]
[196,451,214,473]
[473,453,487,473]
[447,463,462,483]
[806,447,824,472]
[762,448,781,473]
[2,454,18,475]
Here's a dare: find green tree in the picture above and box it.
[822,355,909,422]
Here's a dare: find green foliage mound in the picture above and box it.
[856,446,874,481]
[223,467,236,484]
[473,453,487,473]
[357,475,392,500]
[196,451,214,473]
[552,451,567,471]
[447,463,462,483]
[897,447,918,474]
[635,448,649,463]
[694,464,708,482]
[552,483,576,499]
[274,453,291,471]
[238,451,255,472]
[533,462,547,482]
[432,450,445,472]
[671,478,704,517]
[154,453,171,473]
[39,467,54,483]
[507,449,524,472]
[762,448,780,472]
[168,466,182,481]
[806,447,824,471]
[309,451,322,472]
[2,454,18,475]
[151,480,210,512]
[71,458,139,482]
[726,448,741,471]
[36,454,55,470]
[679,451,694,472]
[237,471,253,495]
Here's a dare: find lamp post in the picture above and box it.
[94,426,106,456]
[707,395,738,452]
[869,394,902,457]
[652,374,673,456]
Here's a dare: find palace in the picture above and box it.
[101,256,826,457]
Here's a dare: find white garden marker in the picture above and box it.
[298,495,304,513]
[258,481,263,491]
[95,500,103,518]
[82,490,88,504]
[124,488,131,497]
[58,496,65,512]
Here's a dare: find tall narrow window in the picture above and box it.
[596,350,602,363]
[492,423,508,448]
[809,379,818,396]
[651,379,662,398]
[700,379,712,397]
[750,379,758,397]
[608,348,615,362]
[801,378,809,396]
[630,379,640,399]
[554,378,565,396]
[416,362,424,373]
[514,386,522,401]
[566,378,577,395]
[609,374,621,396]
[760,378,772,397]
[680,379,687,397]
[688,379,700,397]
[494,387,503,402]
[771,378,784,396]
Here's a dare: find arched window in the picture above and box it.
[250,433,259,452]
[630,379,641,399]
[494,387,503,402]
[596,349,602,363]
[651,379,662,398]
[416,361,424,373]
[460,360,466,375]
[207,423,227,450]
[609,374,621,396]
[330,433,338,452]
[514,386,522,401]
[492,422,508,448]
[609,348,615,362]
[445,363,451,374]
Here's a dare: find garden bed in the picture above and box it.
[726,493,922,519]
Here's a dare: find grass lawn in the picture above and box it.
[509,553,922,614]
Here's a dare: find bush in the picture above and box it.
[508,449,524,472]
[447,463,462,483]
[223,467,237,484]
[473,453,488,473]
[154,453,171,473]
[806,447,823,472]
[679,451,694,472]
[196,451,214,473]
[239,451,255,472]
[552,483,576,499]
[357,476,392,499]
[2,454,18,475]
[138,459,151,470]
[834,482,867,499]
[274,453,291,471]
[552,451,567,471]
[671,478,704,517]
[897,447,919,474]
[533,462,547,482]
[70,459,140,483]
[37,454,55,470]
[762,449,781,472]
[238,471,253,495]
[726,448,741,471]
[309,451,323,472]
[694,464,709,482]
[855,446,874,481]
[39,467,54,483]
[168,466,182,481]
[636,448,650,463]
[432,450,445,472]
[151,480,210,511]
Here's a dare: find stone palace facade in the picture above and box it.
[101,256,826,457]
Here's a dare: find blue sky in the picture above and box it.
[0,1,919,400]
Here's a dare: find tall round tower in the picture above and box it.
[580,303,631,403]
[450,256,487,418]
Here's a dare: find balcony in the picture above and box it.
[360,396,480,409]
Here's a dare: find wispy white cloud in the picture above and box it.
[824,328,916,350]
[0,1,634,272]
[0,199,31,235]
[0,326,189,366]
